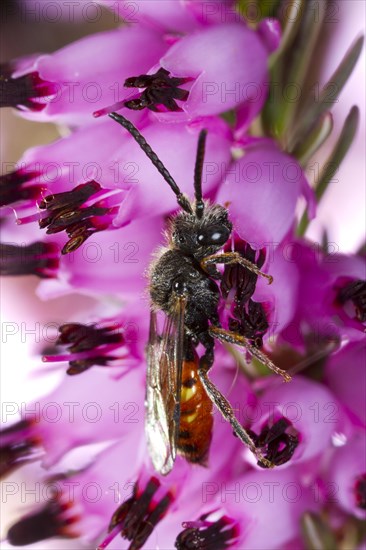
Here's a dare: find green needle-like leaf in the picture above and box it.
[237,0,281,22]
[301,512,338,550]
[258,0,281,18]
[268,0,305,67]
[295,112,333,167]
[277,1,328,136]
[297,106,360,236]
[288,35,364,152]
[315,106,359,200]
[263,0,305,137]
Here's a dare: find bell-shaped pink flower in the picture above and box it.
[253,238,300,338]
[248,376,343,467]
[325,342,366,428]
[226,467,318,549]
[35,215,164,302]
[2,367,145,470]
[4,26,167,124]
[126,23,270,123]
[164,467,318,550]
[4,436,146,547]
[216,140,315,248]
[281,242,366,349]
[327,434,366,520]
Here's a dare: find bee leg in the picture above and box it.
[201,252,273,284]
[197,354,274,469]
[209,326,291,382]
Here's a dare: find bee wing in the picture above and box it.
[145,296,186,475]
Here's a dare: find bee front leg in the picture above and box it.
[209,326,291,382]
[201,252,273,284]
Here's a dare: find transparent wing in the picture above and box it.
[145,297,186,475]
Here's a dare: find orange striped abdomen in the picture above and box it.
[178,358,213,465]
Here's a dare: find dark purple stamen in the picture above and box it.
[222,241,265,309]
[355,473,366,510]
[337,279,366,322]
[229,300,269,348]
[1,438,42,479]
[7,493,79,546]
[0,420,44,478]
[175,513,239,550]
[98,477,173,550]
[0,169,42,207]
[38,181,116,254]
[1,421,43,478]
[43,322,126,375]
[124,67,191,112]
[0,63,57,111]
[248,417,299,468]
[1,419,31,437]
[222,241,269,346]
[0,242,59,278]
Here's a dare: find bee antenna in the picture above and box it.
[109,113,193,214]
[194,130,207,219]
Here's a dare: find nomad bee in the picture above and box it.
[110,113,291,475]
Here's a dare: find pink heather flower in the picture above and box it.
[166,466,318,550]
[3,358,254,549]
[2,349,252,549]
[324,342,366,428]
[327,434,366,520]
[248,376,343,467]
[252,238,300,337]
[36,215,163,301]
[216,139,316,248]
[281,242,366,349]
[2,366,145,470]
[2,26,168,124]
[257,18,282,53]
[321,252,366,335]
[4,437,147,546]
[142,23,271,123]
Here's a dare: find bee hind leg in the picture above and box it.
[197,334,274,469]
[198,360,274,469]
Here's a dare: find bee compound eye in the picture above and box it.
[211,231,224,242]
[197,226,229,246]
[173,279,187,296]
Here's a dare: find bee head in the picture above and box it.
[170,203,232,259]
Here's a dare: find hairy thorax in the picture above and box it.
[149,248,220,332]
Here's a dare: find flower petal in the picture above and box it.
[160,23,269,119]
[216,141,313,247]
